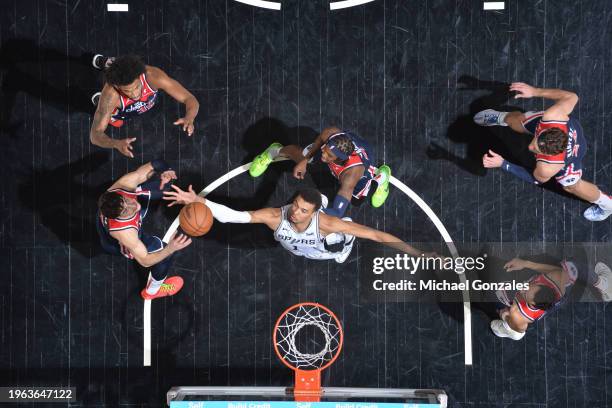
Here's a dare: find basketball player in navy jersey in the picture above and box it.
[163,185,431,263]
[97,159,192,299]
[90,54,200,158]
[474,82,612,221]
[248,127,391,218]
[490,257,612,340]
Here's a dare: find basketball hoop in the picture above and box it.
[273,302,344,402]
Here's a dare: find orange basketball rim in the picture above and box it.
[273,302,344,402]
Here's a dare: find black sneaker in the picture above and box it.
[92,54,112,70]
[91,92,101,106]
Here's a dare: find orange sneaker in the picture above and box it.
[140,276,184,300]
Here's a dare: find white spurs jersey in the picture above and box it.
[274,205,335,260]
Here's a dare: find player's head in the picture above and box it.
[98,191,140,219]
[289,188,322,224]
[529,284,556,311]
[103,55,147,100]
[529,128,568,155]
[321,134,354,164]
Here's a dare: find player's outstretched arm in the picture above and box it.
[109,160,176,191]
[319,214,424,256]
[504,257,562,275]
[163,185,280,230]
[148,66,199,136]
[293,126,344,179]
[510,82,578,120]
[90,87,137,158]
[112,230,191,268]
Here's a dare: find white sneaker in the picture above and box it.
[490,319,525,340]
[594,262,612,301]
[335,236,355,264]
[583,204,612,221]
[473,109,508,127]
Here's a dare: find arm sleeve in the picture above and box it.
[205,199,252,223]
[501,160,540,185]
[322,195,350,218]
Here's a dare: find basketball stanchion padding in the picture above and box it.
[273,302,343,402]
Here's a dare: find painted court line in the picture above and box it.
[233,0,281,10]
[330,0,377,10]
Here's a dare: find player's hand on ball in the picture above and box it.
[510,82,537,99]
[293,160,308,179]
[164,184,199,207]
[115,137,137,158]
[174,117,195,136]
[167,232,192,252]
[483,150,504,168]
[159,170,177,190]
[504,257,527,272]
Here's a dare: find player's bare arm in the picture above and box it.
[147,66,200,136]
[319,214,423,256]
[109,162,177,191]
[292,127,343,178]
[510,82,578,121]
[90,87,138,158]
[337,166,364,201]
[163,184,276,227]
[504,257,562,275]
[111,228,191,268]
[533,162,564,183]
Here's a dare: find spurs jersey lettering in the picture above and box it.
[109,73,158,127]
[273,205,334,260]
[98,188,151,258]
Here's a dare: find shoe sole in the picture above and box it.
[371,166,391,208]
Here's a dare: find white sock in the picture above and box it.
[267,145,282,159]
[593,192,612,211]
[146,276,165,295]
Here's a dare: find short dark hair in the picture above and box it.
[533,284,556,311]
[295,188,322,212]
[98,191,125,219]
[328,134,354,160]
[104,55,146,86]
[536,128,568,155]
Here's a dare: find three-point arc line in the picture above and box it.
[143,157,472,367]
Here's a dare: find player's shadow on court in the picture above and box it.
[241,117,339,200]
[0,39,99,138]
[426,75,530,176]
[16,152,109,257]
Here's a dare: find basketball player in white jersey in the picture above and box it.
[163,186,429,262]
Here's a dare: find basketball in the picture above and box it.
[179,202,213,237]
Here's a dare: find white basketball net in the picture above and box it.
[275,304,342,370]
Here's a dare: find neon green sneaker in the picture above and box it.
[249,143,283,177]
[371,165,391,208]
